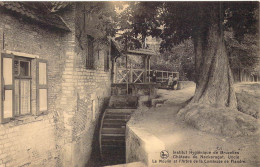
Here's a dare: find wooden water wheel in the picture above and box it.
[99,96,138,166]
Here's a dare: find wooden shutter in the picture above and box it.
[1,54,14,123]
[36,59,48,115]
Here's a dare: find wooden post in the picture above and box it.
[148,56,151,83]
[130,63,133,83]
[162,71,164,82]
[0,28,3,119]
[114,59,117,83]
[144,56,147,83]
[126,55,128,94]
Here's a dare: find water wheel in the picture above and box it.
[99,96,138,166]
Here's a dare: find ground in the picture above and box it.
[129,82,260,167]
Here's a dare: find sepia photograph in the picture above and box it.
[0,1,259,167]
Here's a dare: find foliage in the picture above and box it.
[152,39,195,81]
[115,2,162,50]
[115,2,258,49]
[225,31,259,73]
[115,2,258,78]
[158,29,259,81]
[81,2,120,43]
[159,2,258,50]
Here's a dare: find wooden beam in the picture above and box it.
[130,63,133,83]
[4,50,40,59]
[148,57,151,82]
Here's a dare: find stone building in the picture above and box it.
[0,2,118,167]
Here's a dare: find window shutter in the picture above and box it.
[36,59,48,115]
[1,54,14,123]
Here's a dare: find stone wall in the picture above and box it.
[126,124,165,166]
[111,83,157,98]
[0,3,112,167]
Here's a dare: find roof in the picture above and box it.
[44,2,71,13]
[0,2,70,31]
[110,38,124,59]
[126,48,157,57]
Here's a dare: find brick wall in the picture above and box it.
[58,4,112,167]
[0,3,112,167]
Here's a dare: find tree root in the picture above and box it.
[177,103,259,137]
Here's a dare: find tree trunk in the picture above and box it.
[192,6,237,109]
[178,5,258,137]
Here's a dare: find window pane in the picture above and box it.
[20,80,30,115]
[20,61,30,76]
[39,89,47,111]
[39,62,47,85]
[3,90,13,118]
[3,58,12,85]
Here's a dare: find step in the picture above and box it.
[108,96,138,109]
[102,147,125,155]
[106,109,136,114]
[105,114,131,120]
[102,145,125,149]
[102,140,125,146]
[102,135,125,141]
[102,156,126,162]
[102,134,125,137]
[103,124,126,129]
[103,119,128,124]
[103,120,127,125]
[105,112,133,116]
[101,128,125,134]
[102,151,126,157]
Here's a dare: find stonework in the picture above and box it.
[0,3,112,167]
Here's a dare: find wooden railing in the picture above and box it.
[116,68,144,83]
[116,68,179,83]
[154,70,179,83]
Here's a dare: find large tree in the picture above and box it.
[117,2,259,136]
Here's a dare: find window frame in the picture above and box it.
[14,56,32,117]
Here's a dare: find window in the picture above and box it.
[86,35,94,69]
[104,51,109,71]
[14,58,31,116]
[1,53,48,123]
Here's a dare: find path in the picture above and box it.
[129,84,260,167]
